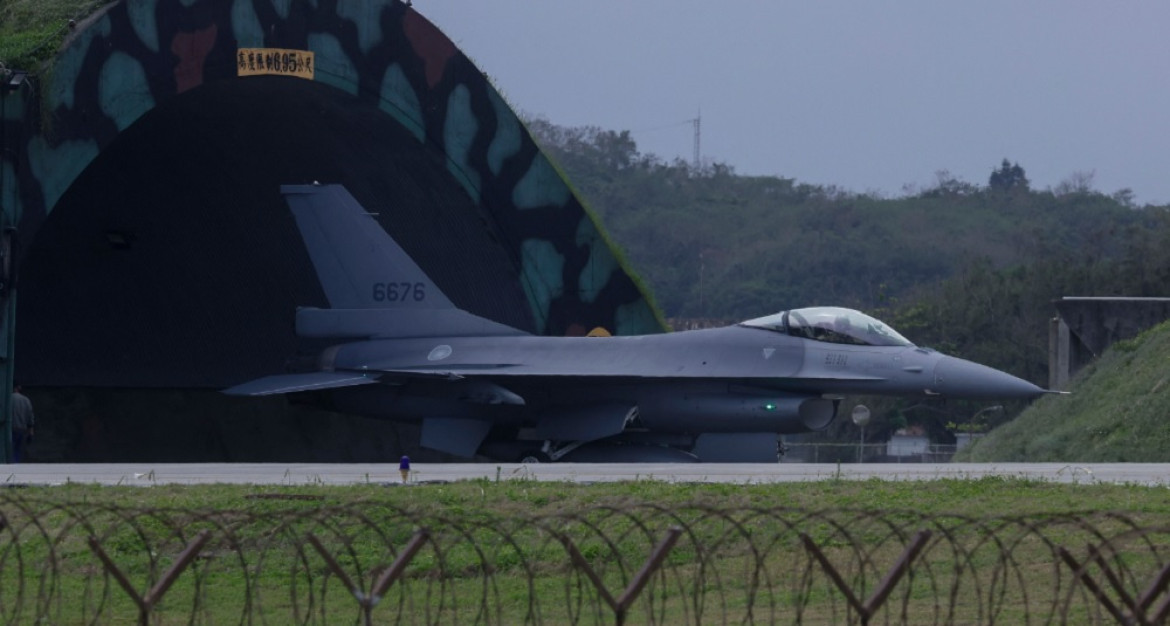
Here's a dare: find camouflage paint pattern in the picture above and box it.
[1,0,664,338]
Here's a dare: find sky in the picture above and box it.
[419,1,1170,205]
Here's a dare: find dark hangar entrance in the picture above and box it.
[5,1,661,462]
[18,77,531,461]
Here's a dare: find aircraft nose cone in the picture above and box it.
[933,356,1045,399]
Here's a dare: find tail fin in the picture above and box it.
[282,184,453,309]
[283,184,528,339]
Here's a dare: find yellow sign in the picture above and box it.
[237,48,314,79]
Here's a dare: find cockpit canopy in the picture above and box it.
[741,307,914,347]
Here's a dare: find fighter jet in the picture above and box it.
[225,184,1047,462]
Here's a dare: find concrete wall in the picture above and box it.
[1050,297,1170,389]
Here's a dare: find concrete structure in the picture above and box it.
[887,433,930,458]
[1049,297,1170,390]
[0,0,662,462]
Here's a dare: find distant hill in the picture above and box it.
[527,119,1165,322]
[956,319,1170,462]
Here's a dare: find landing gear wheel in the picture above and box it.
[518,450,551,464]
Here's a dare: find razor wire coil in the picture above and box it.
[0,495,1166,624]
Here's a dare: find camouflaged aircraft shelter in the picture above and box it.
[0,0,663,461]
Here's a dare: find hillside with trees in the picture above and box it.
[530,119,1170,448]
[956,319,1170,462]
[530,120,1159,317]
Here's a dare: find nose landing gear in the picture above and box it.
[518,450,550,464]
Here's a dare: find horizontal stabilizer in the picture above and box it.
[296,307,529,339]
[223,371,379,396]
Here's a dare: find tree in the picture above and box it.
[1053,170,1096,196]
[922,169,978,197]
[988,159,1029,192]
[1111,188,1137,209]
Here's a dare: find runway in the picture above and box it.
[1,463,1167,487]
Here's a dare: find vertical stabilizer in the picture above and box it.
[282,184,453,310]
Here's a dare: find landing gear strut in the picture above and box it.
[517,440,588,463]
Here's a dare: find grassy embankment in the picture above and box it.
[958,318,1170,461]
[0,0,104,70]
[2,477,1168,623]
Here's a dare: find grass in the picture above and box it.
[1,477,1169,623]
[0,0,105,70]
[959,318,1170,462]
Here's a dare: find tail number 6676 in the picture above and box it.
[372,282,426,302]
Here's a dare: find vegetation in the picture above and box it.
[5,479,1170,622]
[5,476,1169,528]
[528,119,1163,323]
[957,319,1170,461]
[0,0,104,71]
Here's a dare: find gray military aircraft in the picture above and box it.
[225,184,1047,462]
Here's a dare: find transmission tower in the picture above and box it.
[692,112,701,170]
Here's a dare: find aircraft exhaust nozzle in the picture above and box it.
[799,398,837,430]
[932,356,1046,399]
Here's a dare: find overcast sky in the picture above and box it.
[420,2,1170,205]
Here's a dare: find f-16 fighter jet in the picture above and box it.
[226,185,1046,462]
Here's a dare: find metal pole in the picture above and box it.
[859,425,865,463]
[851,405,871,464]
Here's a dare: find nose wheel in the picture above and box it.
[518,450,550,464]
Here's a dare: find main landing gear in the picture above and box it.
[516,440,587,463]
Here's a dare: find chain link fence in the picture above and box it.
[783,443,962,464]
[1,494,1168,624]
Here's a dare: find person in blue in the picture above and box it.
[11,385,34,463]
[399,455,410,483]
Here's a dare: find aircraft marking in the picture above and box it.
[762,347,775,360]
[372,281,427,302]
[427,345,453,361]
[824,353,848,367]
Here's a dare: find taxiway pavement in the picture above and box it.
[0,462,1165,486]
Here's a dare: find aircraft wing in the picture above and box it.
[223,371,381,396]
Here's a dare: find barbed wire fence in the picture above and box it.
[1,494,1169,624]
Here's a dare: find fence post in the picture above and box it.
[558,527,683,626]
[1061,545,1170,626]
[802,530,932,625]
[307,528,429,626]
[88,530,211,626]
[1138,561,1170,623]
[1058,548,1131,625]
